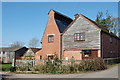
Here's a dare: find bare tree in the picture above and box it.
[9,41,24,48]
[28,37,39,48]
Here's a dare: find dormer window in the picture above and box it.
[48,35,54,43]
[74,33,85,41]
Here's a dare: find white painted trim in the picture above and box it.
[47,54,54,56]
[47,34,55,36]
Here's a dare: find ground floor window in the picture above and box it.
[82,50,92,57]
[48,55,53,60]
[40,56,42,60]
[65,57,68,60]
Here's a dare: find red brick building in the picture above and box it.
[35,10,120,62]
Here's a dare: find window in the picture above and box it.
[82,50,91,57]
[74,33,85,41]
[40,56,42,60]
[48,55,53,60]
[48,35,54,42]
[3,51,5,54]
[65,57,68,60]
[109,36,112,43]
[109,51,113,54]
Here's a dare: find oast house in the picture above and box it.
[35,10,120,63]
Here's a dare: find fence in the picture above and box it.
[15,59,82,67]
[15,57,120,68]
[103,57,120,65]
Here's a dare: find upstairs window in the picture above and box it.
[48,35,54,43]
[74,33,85,41]
[109,36,112,43]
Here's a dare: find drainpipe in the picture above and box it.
[13,51,16,67]
[60,33,63,60]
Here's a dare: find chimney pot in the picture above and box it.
[74,14,79,18]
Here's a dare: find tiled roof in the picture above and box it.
[29,48,41,53]
[0,47,23,52]
[16,48,41,58]
[15,47,28,58]
[52,10,73,33]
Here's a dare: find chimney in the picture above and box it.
[74,14,79,19]
[109,30,111,33]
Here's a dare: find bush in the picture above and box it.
[78,58,107,71]
[31,64,46,73]
[2,67,10,71]
[45,60,62,74]
[15,58,107,74]
[10,67,16,72]
[61,65,71,73]
[16,65,29,71]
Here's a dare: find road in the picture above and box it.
[1,65,119,79]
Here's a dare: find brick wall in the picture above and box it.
[36,10,61,60]
[63,50,82,60]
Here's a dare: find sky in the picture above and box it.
[2,2,118,48]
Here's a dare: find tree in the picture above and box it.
[117,18,120,38]
[9,41,24,48]
[111,18,120,37]
[95,10,119,36]
[28,37,39,48]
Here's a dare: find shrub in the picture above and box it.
[61,65,71,73]
[45,59,63,74]
[31,64,46,73]
[78,58,107,71]
[10,67,16,72]
[16,65,29,71]
[15,58,107,74]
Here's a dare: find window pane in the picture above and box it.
[109,37,112,43]
[74,33,85,41]
[48,35,54,42]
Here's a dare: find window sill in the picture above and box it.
[48,42,54,43]
[74,40,85,42]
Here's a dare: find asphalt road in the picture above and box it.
[1,65,119,79]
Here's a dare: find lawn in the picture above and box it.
[1,63,12,72]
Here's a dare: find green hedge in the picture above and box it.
[16,58,107,74]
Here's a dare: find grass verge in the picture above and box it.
[1,63,12,72]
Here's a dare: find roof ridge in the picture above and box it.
[49,9,73,20]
